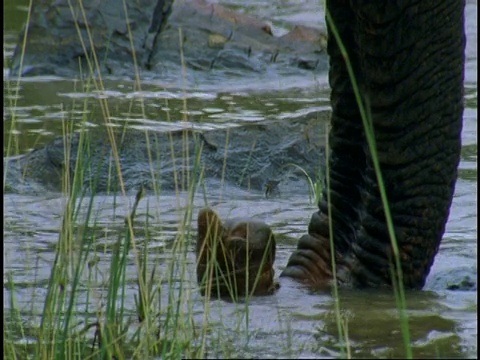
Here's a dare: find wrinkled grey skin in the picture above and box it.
[4,114,326,195]
[280,0,467,290]
[9,0,328,79]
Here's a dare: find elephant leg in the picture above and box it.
[280,3,366,287]
[350,1,465,288]
[282,0,465,289]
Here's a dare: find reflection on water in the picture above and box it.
[3,0,477,358]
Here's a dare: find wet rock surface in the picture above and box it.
[9,0,328,79]
[4,113,328,195]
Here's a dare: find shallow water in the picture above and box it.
[3,0,477,358]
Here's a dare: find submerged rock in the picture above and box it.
[425,266,477,291]
[4,113,328,195]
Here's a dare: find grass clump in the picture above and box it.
[4,2,202,358]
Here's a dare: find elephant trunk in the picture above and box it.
[282,0,465,289]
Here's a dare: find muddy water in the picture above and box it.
[3,1,477,358]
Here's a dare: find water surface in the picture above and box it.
[3,1,477,358]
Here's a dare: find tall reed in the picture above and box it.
[325,7,412,359]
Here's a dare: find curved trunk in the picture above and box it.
[282,0,466,289]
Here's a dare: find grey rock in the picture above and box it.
[4,113,328,195]
[9,0,328,80]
